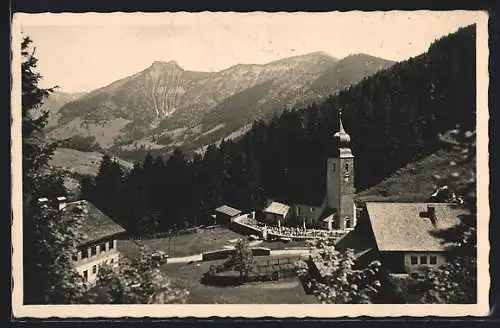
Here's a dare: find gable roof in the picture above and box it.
[62,200,126,245]
[214,205,242,217]
[263,202,290,217]
[365,202,469,252]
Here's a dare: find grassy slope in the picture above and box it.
[356,147,475,203]
[49,147,134,177]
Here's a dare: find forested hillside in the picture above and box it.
[82,24,476,235]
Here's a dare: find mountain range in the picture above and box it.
[43,52,394,160]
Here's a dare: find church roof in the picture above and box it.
[365,202,468,252]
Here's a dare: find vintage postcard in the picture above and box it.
[11,11,490,318]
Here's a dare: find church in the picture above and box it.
[263,110,357,231]
[261,109,470,274]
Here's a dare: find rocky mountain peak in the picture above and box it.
[150,60,182,70]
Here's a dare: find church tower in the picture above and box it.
[326,109,356,229]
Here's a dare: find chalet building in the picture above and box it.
[269,111,358,231]
[263,201,291,226]
[37,197,127,284]
[356,202,468,274]
[213,205,242,225]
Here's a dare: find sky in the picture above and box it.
[18,12,481,93]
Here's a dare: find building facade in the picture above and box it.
[39,197,128,284]
[357,202,468,274]
[73,237,121,284]
[213,205,242,225]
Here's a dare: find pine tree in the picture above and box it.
[93,154,124,219]
[21,36,84,304]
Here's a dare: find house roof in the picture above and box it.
[62,200,126,245]
[263,202,290,217]
[214,205,242,217]
[365,202,469,252]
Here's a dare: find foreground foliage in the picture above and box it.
[84,253,189,304]
[296,239,383,304]
[21,36,85,304]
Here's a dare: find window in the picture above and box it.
[332,163,336,172]
[109,241,115,250]
[345,217,351,228]
[72,253,79,262]
[92,265,97,274]
[91,246,97,256]
[81,249,88,259]
[410,256,418,265]
[83,270,88,282]
[420,256,428,265]
[110,258,114,264]
[345,163,349,171]
[99,243,105,253]
[429,256,437,265]
[309,208,314,213]
[344,174,350,182]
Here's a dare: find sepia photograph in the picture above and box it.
[11,11,489,317]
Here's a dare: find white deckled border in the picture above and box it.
[11,10,490,318]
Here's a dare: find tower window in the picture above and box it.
[332,163,336,172]
[345,217,351,228]
[345,163,349,171]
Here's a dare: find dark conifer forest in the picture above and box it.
[81,25,476,235]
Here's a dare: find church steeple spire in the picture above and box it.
[333,108,352,156]
[339,108,346,133]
